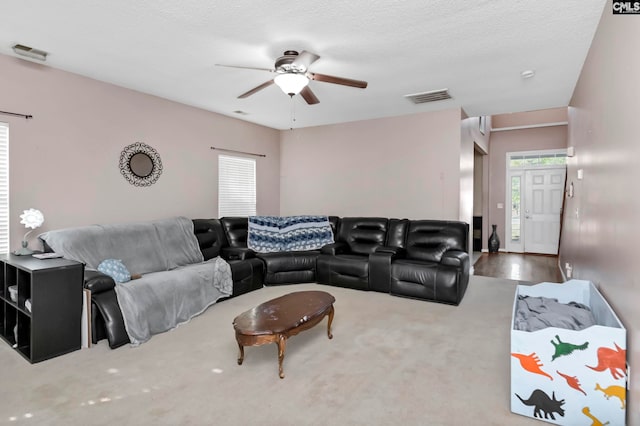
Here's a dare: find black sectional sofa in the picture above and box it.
[85,216,469,348]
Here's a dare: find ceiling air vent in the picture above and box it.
[12,44,48,61]
[404,89,451,104]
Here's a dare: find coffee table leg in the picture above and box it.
[237,341,245,365]
[277,334,286,379]
[326,305,334,339]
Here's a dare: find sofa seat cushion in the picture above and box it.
[256,250,319,272]
[390,259,439,301]
[391,259,438,283]
[256,250,320,285]
[316,254,369,290]
[390,258,465,305]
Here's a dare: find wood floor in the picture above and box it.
[472,252,563,283]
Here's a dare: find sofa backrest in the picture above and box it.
[39,216,203,274]
[192,219,227,260]
[220,216,340,250]
[327,216,340,236]
[405,220,469,262]
[220,217,249,248]
[386,218,409,248]
[336,217,389,255]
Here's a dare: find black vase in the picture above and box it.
[488,224,500,253]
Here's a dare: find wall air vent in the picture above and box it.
[404,89,451,104]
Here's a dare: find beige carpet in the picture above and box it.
[0,276,542,425]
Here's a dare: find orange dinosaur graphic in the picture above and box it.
[556,370,587,395]
[511,352,553,380]
[582,406,610,426]
[595,383,626,409]
[586,343,626,380]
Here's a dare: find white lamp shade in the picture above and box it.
[20,208,44,229]
[274,73,309,95]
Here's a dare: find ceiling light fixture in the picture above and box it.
[274,73,309,96]
[521,70,535,79]
[12,44,48,61]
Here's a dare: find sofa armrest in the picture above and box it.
[440,250,470,268]
[369,247,404,293]
[84,270,115,293]
[374,245,406,258]
[221,247,256,260]
[320,242,348,255]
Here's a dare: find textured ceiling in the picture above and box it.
[1,1,606,130]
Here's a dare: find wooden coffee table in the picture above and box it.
[232,290,335,379]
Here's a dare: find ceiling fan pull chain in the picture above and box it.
[290,95,296,130]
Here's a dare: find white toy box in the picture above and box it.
[510,280,627,425]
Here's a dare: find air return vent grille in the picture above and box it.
[404,89,451,104]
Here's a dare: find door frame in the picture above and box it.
[504,149,567,253]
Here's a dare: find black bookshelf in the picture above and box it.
[0,254,84,362]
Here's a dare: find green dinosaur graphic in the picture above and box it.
[550,335,589,361]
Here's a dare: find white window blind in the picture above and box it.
[218,155,256,217]
[0,123,9,254]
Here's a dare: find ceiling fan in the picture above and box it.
[216,50,368,105]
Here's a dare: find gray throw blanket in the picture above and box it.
[514,295,596,332]
[39,216,233,346]
[115,257,232,346]
[38,216,204,274]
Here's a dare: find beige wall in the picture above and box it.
[1,54,280,248]
[460,115,478,253]
[492,107,568,129]
[561,1,639,420]
[487,126,567,250]
[473,151,483,217]
[279,109,463,220]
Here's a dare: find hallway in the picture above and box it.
[472,252,563,283]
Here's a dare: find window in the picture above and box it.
[510,176,521,242]
[509,152,567,168]
[218,155,256,217]
[0,123,8,253]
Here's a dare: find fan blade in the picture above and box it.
[238,79,274,98]
[300,86,320,105]
[216,64,274,73]
[292,50,320,71]
[309,72,368,89]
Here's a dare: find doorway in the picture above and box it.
[505,150,566,254]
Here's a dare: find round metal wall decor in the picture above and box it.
[119,142,163,187]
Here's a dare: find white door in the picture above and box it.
[523,168,566,254]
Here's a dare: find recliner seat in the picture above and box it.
[316,217,389,290]
[389,220,469,305]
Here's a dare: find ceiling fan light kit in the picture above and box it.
[274,73,309,96]
[218,50,367,105]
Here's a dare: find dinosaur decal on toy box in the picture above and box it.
[586,343,626,380]
[550,335,589,361]
[511,352,553,380]
[515,389,565,421]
